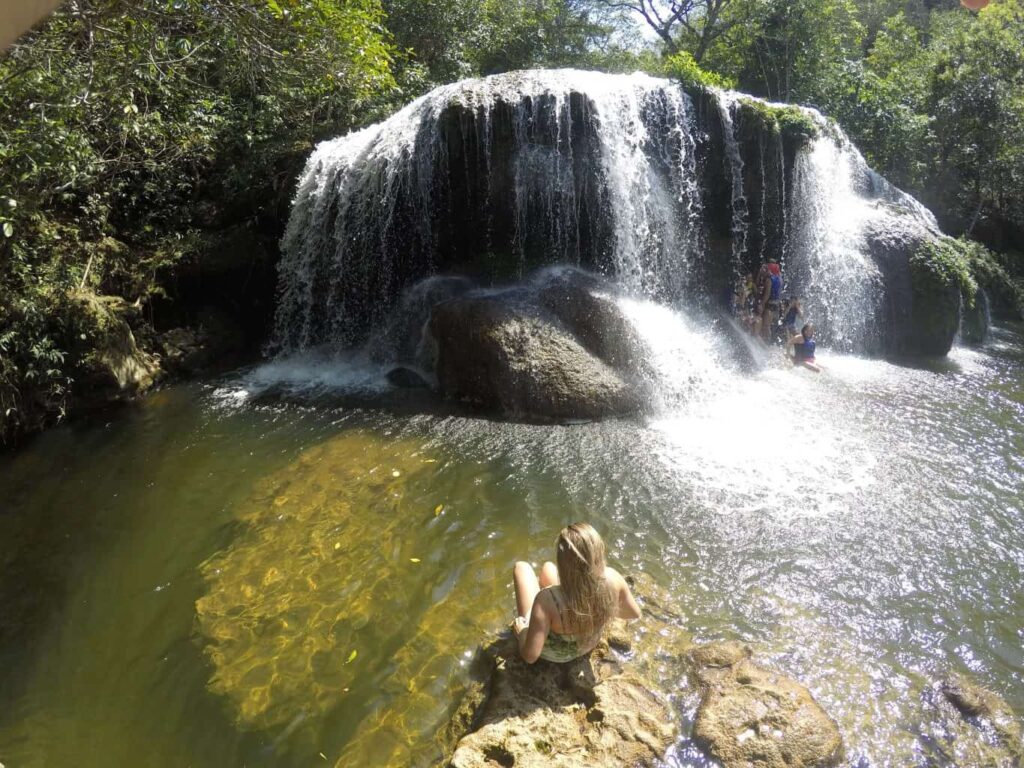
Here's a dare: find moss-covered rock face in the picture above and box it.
[735,98,819,146]
[961,239,1024,321]
[937,673,1023,767]
[900,238,972,356]
[66,290,160,401]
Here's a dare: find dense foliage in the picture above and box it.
[2,0,1023,443]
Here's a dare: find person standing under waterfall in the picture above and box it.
[755,260,783,342]
[511,522,641,664]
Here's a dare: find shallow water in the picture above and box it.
[1,328,1022,767]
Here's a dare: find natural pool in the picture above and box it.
[1,327,1022,767]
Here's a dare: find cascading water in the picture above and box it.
[712,91,749,270]
[273,70,707,352]
[786,110,939,351]
[273,68,944,368]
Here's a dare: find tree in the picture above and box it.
[595,0,740,61]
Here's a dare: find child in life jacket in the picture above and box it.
[787,323,821,373]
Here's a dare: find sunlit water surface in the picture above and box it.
[1,328,1022,767]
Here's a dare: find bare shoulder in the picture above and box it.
[603,567,629,590]
[534,586,559,616]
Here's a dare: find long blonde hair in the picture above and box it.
[556,522,614,635]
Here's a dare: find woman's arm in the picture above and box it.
[607,568,642,620]
[514,594,551,664]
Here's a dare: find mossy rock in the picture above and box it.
[904,238,973,355]
[962,239,1024,321]
[735,98,819,146]
[941,674,1023,750]
[66,290,160,397]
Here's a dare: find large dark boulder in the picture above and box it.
[368,275,474,368]
[864,213,962,356]
[533,267,656,379]
[960,288,991,345]
[429,292,644,421]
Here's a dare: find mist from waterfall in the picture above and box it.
[273,68,940,365]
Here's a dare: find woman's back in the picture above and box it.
[513,524,641,664]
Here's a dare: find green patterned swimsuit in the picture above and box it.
[538,586,602,663]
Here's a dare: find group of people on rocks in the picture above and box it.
[725,258,821,372]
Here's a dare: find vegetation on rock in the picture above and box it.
[735,98,819,144]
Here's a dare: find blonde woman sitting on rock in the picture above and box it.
[512,522,642,663]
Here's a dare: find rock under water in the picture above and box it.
[690,641,844,768]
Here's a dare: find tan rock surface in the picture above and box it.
[691,641,843,768]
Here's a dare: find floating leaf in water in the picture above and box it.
[434,504,444,516]
[319,753,327,761]
[334,542,341,550]
[346,649,357,664]
[409,558,421,564]
[392,470,401,477]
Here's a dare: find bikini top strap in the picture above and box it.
[546,586,567,624]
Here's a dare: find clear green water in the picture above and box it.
[1,328,1022,767]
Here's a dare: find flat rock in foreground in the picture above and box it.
[691,641,843,768]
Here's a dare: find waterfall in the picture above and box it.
[273,68,940,358]
[786,110,938,351]
[712,91,749,272]
[272,70,706,353]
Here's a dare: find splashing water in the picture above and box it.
[786,111,938,351]
[713,90,749,270]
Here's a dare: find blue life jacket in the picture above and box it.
[770,273,782,301]
[795,337,816,361]
[783,305,799,326]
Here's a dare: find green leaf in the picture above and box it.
[3,222,13,238]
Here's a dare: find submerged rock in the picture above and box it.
[940,673,1023,764]
[446,632,676,768]
[690,640,843,768]
[385,365,432,389]
[429,271,649,421]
